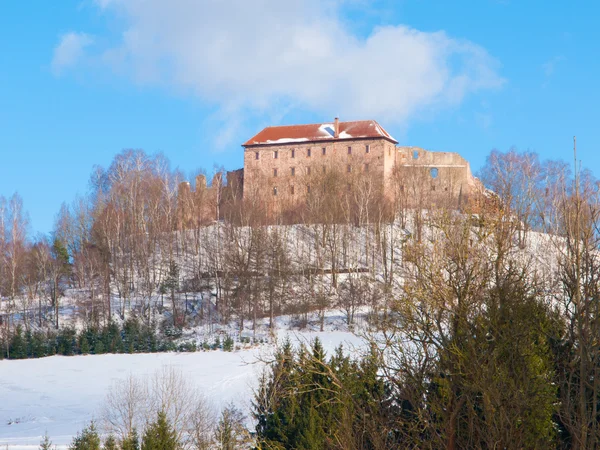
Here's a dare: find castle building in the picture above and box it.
[241,118,477,208]
[176,118,479,226]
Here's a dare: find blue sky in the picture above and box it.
[1,0,598,234]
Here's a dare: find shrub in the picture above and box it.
[223,335,234,352]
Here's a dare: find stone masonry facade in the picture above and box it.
[241,119,478,210]
[243,136,397,202]
[177,118,479,225]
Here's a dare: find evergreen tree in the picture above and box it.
[30,330,47,358]
[141,411,179,450]
[40,431,54,450]
[103,435,117,450]
[95,339,105,354]
[57,327,77,356]
[52,238,70,267]
[122,428,140,450]
[293,339,330,448]
[123,317,141,352]
[10,325,27,359]
[215,403,249,450]
[254,339,395,449]
[80,333,90,355]
[25,329,33,358]
[253,339,297,447]
[103,320,123,353]
[69,422,101,450]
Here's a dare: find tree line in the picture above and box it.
[0,147,471,341]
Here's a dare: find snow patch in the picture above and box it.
[318,123,335,137]
[265,137,309,144]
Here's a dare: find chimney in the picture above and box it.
[334,117,339,138]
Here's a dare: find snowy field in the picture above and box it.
[0,330,364,449]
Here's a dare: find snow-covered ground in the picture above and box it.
[0,329,365,449]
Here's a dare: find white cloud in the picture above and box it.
[61,0,504,139]
[51,32,94,75]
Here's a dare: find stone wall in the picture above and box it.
[394,146,477,207]
[243,137,397,205]
[242,140,477,210]
[176,170,243,228]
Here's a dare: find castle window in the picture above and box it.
[366,144,370,154]
[431,185,436,191]
[388,148,391,156]
[307,185,311,193]
[322,147,326,156]
[307,148,311,157]
[255,152,260,160]
[291,167,296,176]
[413,150,419,159]
[430,168,439,178]
[347,164,352,173]
[273,168,278,177]
[273,187,278,196]
[348,146,352,155]
[291,149,295,158]
[307,166,311,175]
[291,185,295,195]
[364,163,369,172]
[274,150,278,159]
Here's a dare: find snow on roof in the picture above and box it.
[243,120,398,146]
[265,137,310,144]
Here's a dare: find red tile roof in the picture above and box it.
[243,120,397,146]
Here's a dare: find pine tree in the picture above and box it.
[253,339,390,449]
[103,435,117,450]
[253,339,297,447]
[214,403,249,450]
[141,411,179,450]
[25,329,33,358]
[295,338,331,448]
[10,325,27,359]
[69,422,101,450]
[52,238,70,267]
[31,331,46,358]
[40,431,54,450]
[122,428,140,450]
[80,333,90,355]
[95,339,105,354]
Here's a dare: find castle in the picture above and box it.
[178,118,479,226]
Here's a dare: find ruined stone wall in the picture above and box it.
[393,146,477,208]
[176,170,243,229]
